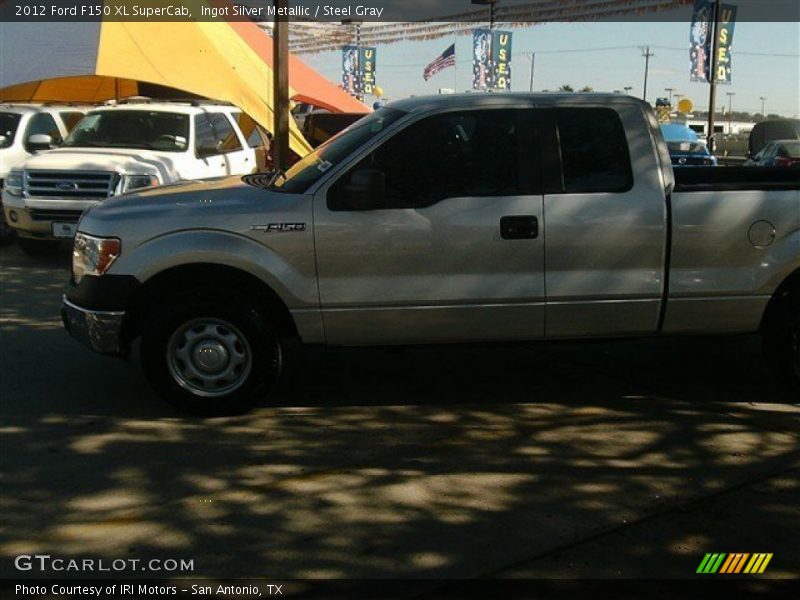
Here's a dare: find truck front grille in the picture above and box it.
[25,171,116,199]
[28,209,84,222]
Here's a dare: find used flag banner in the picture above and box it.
[342,45,378,96]
[714,4,736,83]
[689,0,714,82]
[492,31,513,91]
[472,29,513,91]
[359,47,377,95]
[423,43,456,81]
[342,45,359,95]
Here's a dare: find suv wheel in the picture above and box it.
[0,206,16,246]
[141,291,283,415]
[17,238,60,256]
[762,289,800,397]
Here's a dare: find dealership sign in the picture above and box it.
[713,5,736,84]
[342,45,377,96]
[472,29,512,91]
[689,0,736,84]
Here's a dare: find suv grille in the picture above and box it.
[29,209,84,222]
[25,171,116,199]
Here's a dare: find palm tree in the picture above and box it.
[558,84,574,92]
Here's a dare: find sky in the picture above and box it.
[299,19,800,117]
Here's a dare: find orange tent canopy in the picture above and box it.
[230,20,370,114]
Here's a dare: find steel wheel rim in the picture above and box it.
[167,318,252,398]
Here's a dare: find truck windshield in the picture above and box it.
[274,107,405,193]
[0,112,22,149]
[63,110,190,152]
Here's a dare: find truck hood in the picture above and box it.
[78,176,306,241]
[21,147,182,181]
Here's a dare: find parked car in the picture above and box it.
[61,94,800,414]
[2,99,270,255]
[0,103,87,245]
[661,123,717,166]
[749,118,800,156]
[302,111,367,147]
[744,140,800,168]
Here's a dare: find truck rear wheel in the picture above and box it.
[762,289,800,397]
[141,291,283,415]
[18,237,60,256]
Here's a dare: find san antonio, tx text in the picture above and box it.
[17,584,279,596]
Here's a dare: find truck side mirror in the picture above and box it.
[343,169,385,210]
[27,133,54,152]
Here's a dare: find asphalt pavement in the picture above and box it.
[0,241,798,581]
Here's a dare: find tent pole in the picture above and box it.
[273,0,290,171]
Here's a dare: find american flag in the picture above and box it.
[423,44,456,81]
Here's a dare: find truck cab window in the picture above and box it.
[332,109,525,210]
[555,107,632,193]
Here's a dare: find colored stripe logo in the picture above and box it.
[697,553,772,574]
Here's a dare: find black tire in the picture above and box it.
[141,290,283,415]
[17,237,60,256]
[0,205,16,246]
[762,289,800,397]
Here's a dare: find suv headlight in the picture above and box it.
[4,170,23,196]
[72,233,121,284]
[115,174,159,195]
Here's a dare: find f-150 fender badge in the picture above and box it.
[251,223,307,233]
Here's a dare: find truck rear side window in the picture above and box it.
[555,108,632,194]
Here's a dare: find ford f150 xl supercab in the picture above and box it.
[3,100,269,255]
[61,94,800,414]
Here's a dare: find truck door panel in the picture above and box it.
[313,108,546,345]
[541,106,667,337]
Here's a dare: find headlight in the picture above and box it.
[4,170,23,196]
[72,232,121,284]
[115,174,159,195]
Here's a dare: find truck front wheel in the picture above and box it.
[141,291,283,415]
[762,289,800,397]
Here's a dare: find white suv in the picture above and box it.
[0,103,87,245]
[3,100,270,254]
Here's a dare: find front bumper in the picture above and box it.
[61,296,126,355]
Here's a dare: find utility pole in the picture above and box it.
[641,46,654,102]
[707,0,721,153]
[726,91,735,134]
[272,0,289,171]
[526,52,535,92]
[760,96,767,116]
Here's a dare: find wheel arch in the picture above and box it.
[760,266,800,332]
[122,263,299,345]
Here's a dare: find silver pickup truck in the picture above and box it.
[62,94,800,414]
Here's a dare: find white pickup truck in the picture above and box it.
[2,100,269,254]
[0,103,87,244]
[61,94,799,414]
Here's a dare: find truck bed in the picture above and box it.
[673,166,799,192]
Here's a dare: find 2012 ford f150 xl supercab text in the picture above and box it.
[61,94,800,414]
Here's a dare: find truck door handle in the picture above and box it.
[500,216,538,240]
